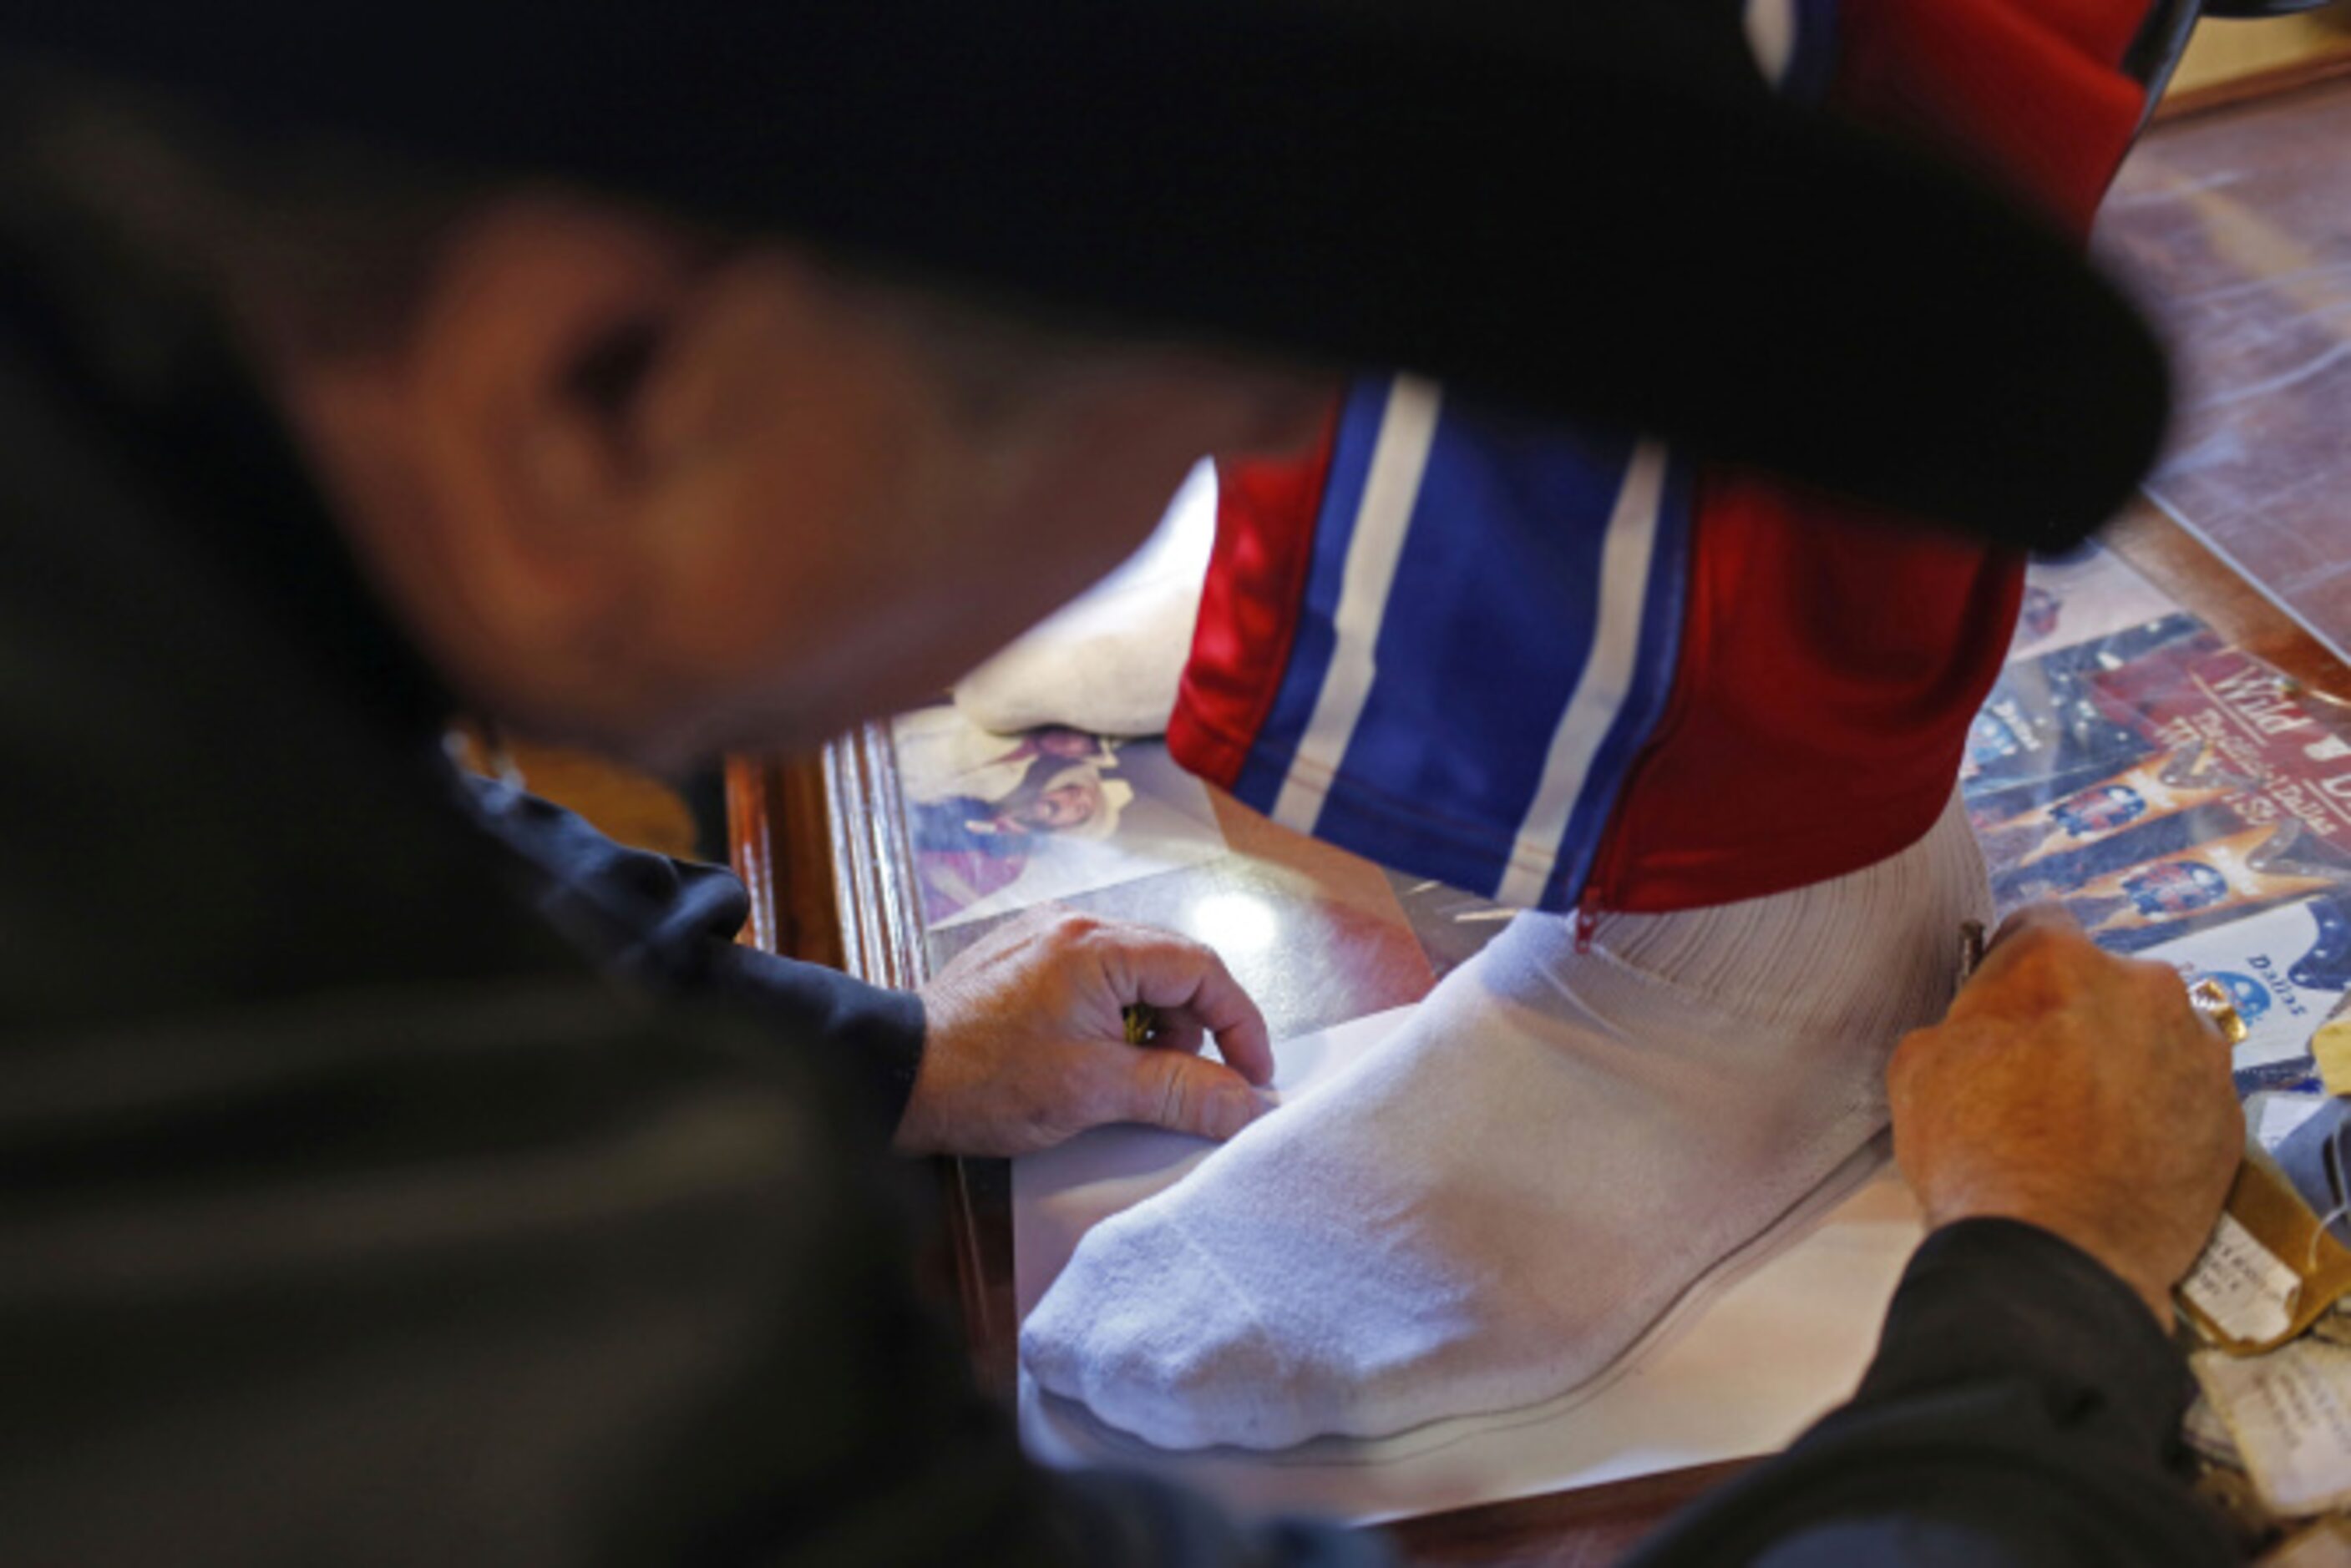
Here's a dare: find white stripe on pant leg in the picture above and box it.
[1268,375,1443,834]
[1492,439,1669,909]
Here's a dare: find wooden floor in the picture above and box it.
[2098,73,2351,665]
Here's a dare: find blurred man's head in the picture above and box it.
[11,66,1320,771]
[282,206,1320,768]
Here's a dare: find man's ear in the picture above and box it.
[393,195,706,653]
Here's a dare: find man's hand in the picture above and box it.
[895,908,1275,1157]
[1887,903,2241,1328]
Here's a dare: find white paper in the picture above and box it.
[2196,1339,2351,1518]
[1012,1007,1925,1525]
[2183,1212,2302,1346]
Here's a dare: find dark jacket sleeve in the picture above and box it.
[1624,1219,2243,1566]
[0,977,1386,1567]
[458,773,928,1129]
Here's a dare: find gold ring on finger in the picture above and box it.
[2188,978,2249,1048]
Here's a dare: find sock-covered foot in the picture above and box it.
[1021,792,1989,1449]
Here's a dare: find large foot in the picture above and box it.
[1021,794,1989,1449]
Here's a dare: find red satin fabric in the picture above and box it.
[1174,0,2159,913]
[1595,0,2152,911]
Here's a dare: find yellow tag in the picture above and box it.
[2314,1019,2351,1099]
[2180,1156,2351,1356]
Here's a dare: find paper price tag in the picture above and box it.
[2179,1158,2351,1355]
[2184,1211,2302,1347]
[2196,1340,2351,1519]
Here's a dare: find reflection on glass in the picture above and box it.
[1186,891,1279,958]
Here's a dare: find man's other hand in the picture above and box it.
[1888,902,2241,1328]
[896,908,1275,1157]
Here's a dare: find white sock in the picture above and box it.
[954,460,1214,738]
[1021,792,1990,1450]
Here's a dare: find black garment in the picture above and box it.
[0,127,926,1127]
[460,776,926,1132]
[0,190,2230,1562]
[0,202,1378,1563]
[1629,1222,2242,1566]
